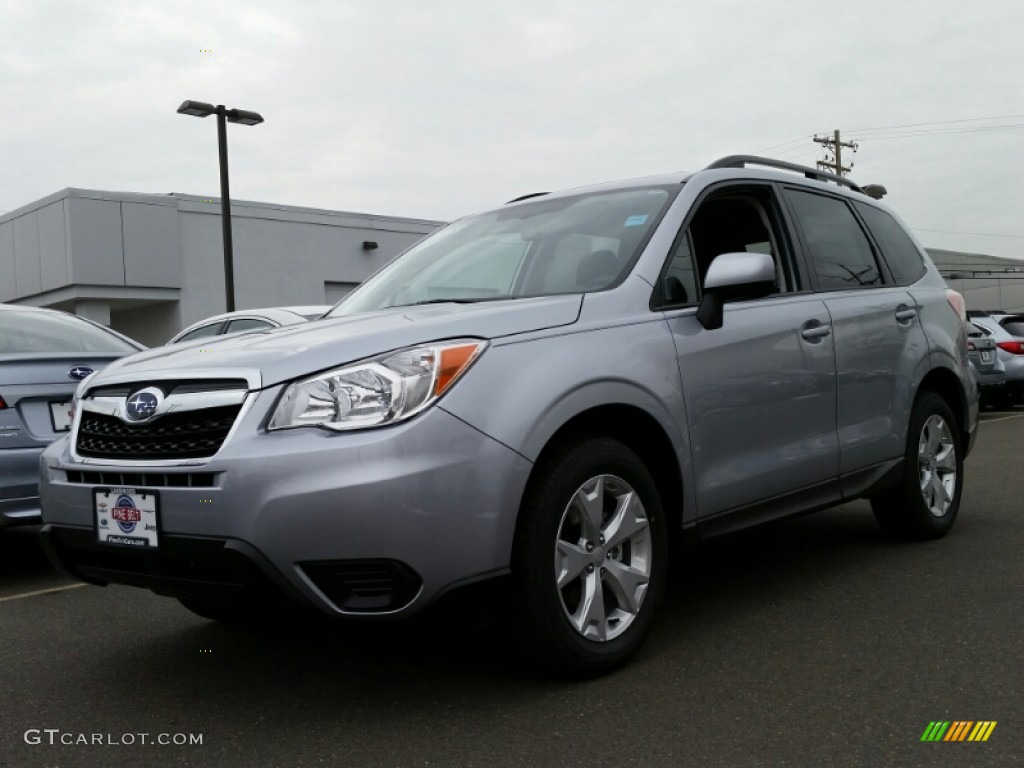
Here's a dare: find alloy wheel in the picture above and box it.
[918,414,957,518]
[553,474,653,642]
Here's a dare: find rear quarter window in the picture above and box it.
[854,202,927,285]
[999,317,1024,337]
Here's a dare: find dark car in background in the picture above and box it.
[0,305,144,530]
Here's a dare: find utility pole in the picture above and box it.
[814,129,857,176]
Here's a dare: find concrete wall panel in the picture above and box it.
[123,202,182,287]
[13,214,41,295]
[0,223,15,301]
[67,197,124,285]
[38,200,69,292]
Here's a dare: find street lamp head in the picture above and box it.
[227,108,264,126]
[177,100,217,118]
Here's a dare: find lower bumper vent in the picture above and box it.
[301,560,421,613]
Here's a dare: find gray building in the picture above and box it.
[0,188,442,346]
[928,248,1024,313]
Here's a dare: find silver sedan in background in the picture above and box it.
[0,305,144,529]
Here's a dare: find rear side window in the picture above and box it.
[1000,316,1024,337]
[225,318,274,334]
[854,202,926,285]
[784,189,882,290]
[0,310,140,355]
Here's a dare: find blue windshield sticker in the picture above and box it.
[623,214,649,227]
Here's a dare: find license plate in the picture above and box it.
[95,488,159,548]
[981,350,993,363]
[49,401,73,432]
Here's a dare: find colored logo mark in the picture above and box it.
[111,495,141,534]
[921,721,997,742]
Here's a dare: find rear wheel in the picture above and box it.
[871,391,963,540]
[512,437,667,677]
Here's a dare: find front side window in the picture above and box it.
[655,186,792,307]
[854,202,926,285]
[0,310,140,355]
[785,189,882,290]
[328,186,679,317]
[174,323,222,343]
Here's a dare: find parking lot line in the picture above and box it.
[981,413,1024,423]
[0,583,86,603]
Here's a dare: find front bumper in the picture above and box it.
[39,400,532,617]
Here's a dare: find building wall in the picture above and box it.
[928,248,1024,312]
[1,189,442,347]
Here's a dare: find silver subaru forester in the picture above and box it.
[39,156,977,676]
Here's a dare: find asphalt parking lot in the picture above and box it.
[1,411,1022,768]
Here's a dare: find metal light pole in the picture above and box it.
[177,100,264,312]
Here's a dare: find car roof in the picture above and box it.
[500,156,886,213]
[171,306,331,339]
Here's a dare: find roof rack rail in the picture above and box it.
[706,155,865,194]
[506,192,549,204]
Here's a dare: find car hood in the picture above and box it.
[92,296,583,389]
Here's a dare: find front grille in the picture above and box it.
[65,470,219,488]
[86,379,248,399]
[301,560,422,613]
[76,405,241,460]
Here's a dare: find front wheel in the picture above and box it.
[871,391,963,540]
[512,437,668,678]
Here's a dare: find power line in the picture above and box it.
[846,113,1024,134]
[852,123,1024,141]
[751,135,814,154]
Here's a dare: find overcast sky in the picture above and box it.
[2,0,1023,259]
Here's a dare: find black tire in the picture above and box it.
[990,389,1017,410]
[871,391,963,541]
[512,437,668,678]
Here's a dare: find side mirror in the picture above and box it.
[696,251,776,330]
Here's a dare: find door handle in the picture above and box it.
[801,325,832,340]
[895,308,918,322]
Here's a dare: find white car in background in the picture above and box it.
[168,306,331,344]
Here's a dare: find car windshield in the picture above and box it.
[0,310,141,355]
[328,185,679,316]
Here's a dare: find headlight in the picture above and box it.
[268,339,486,431]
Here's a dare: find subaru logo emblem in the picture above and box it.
[125,387,163,422]
[68,366,94,381]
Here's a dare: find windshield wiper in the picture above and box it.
[388,296,513,308]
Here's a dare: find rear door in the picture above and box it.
[782,188,930,481]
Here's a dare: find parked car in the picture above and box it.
[0,305,144,530]
[967,323,1006,406]
[39,156,977,677]
[967,315,1024,408]
[168,306,331,344]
